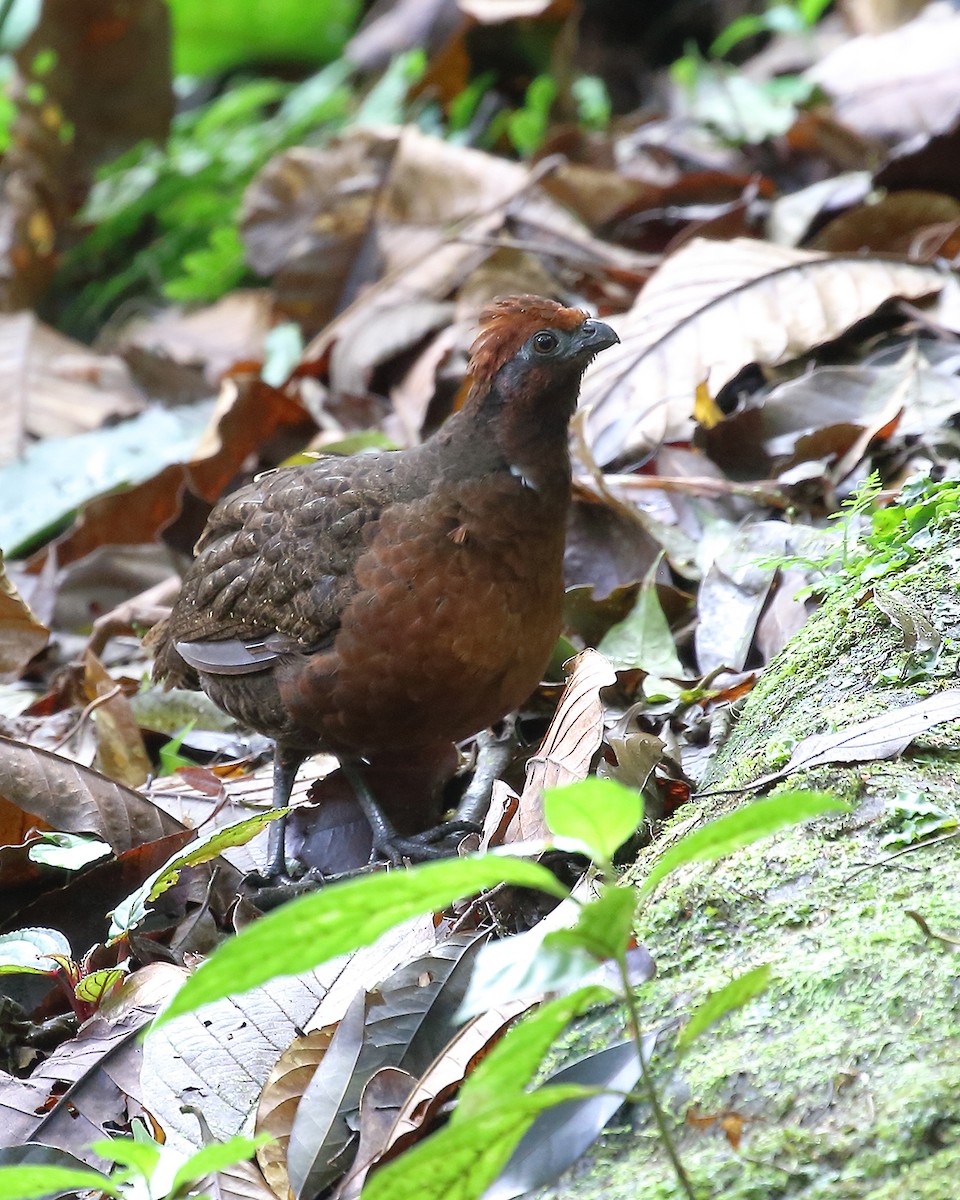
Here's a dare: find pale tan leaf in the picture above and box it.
[458,0,553,19]
[808,3,960,140]
[114,291,274,385]
[509,649,617,843]
[256,1027,337,1197]
[84,649,151,790]
[0,313,143,466]
[582,237,947,464]
[0,553,48,676]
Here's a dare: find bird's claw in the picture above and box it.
[371,820,481,865]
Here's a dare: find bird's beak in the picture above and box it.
[576,318,620,355]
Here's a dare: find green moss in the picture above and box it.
[543,484,960,1200]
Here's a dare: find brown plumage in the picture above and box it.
[151,295,618,873]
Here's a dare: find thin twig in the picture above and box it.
[51,685,123,750]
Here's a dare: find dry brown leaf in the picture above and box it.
[0,553,48,676]
[241,132,402,335]
[509,649,617,843]
[0,733,182,852]
[581,237,947,464]
[809,191,960,254]
[375,1001,532,1160]
[256,1027,337,1197]
[0,314,144,466]
[114,291,274,386]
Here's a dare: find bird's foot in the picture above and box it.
[370,820,481,866]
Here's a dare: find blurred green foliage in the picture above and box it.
[166,0,361,77]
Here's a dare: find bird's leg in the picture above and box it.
[453,719,520,826]
[265,744,306,879]
[341,761,454,865]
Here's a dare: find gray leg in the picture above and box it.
[265,744,305,878]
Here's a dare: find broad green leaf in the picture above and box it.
[153,857,568,1027]
[0,1166,121,1200]
[0,928,70,975]
[89,1137,160,1178]
[677,965,773,1051]
[167,0,360,76]
[455,986,609,1123]
[544,779,642,864]
[362,1086,592,1200]
[597,556,684,682]
[639,791,847,898]
[546,884,637,963]
[108,809,286,940]
[170,1135,271,1193]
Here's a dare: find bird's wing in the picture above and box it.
[155,453,413,680]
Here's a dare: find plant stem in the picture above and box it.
[618,953,699,1200]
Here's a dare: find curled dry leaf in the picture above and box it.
[581,237,948,465]
[510,649,617,843]
[0,554,48,677]
[83,649,151,790]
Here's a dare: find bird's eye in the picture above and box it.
[532,330,560,355]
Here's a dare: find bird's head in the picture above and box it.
[466,295,619,404]
[461,295,619,474]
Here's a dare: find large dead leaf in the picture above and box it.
[0,735,182,852]
[808,2,960,142]
[581,237,948,465]
[145,918,437,1153]
[732,688,960,794]
[0,999,158,1152]
[0,314,144,466]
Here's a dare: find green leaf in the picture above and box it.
[89,1137,161,1178]
[167,0,361,76]
[157,721,197,776]
[456,925,596,1020]
[455,986,609,1123]
[544,778,642,864]
[361,1086,592,1200]
[677,965,773,1051]
[170,1134,271,1193]
[0,1166,121,1200]
[639,791,848,898]
[153,856,569,1027]
[596,556,684,685]
[546,884,636,963]
[109,809,286,940]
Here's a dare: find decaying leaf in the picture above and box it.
[582,238,947,464]
[740,689,960,792]
[0,314,144,467]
